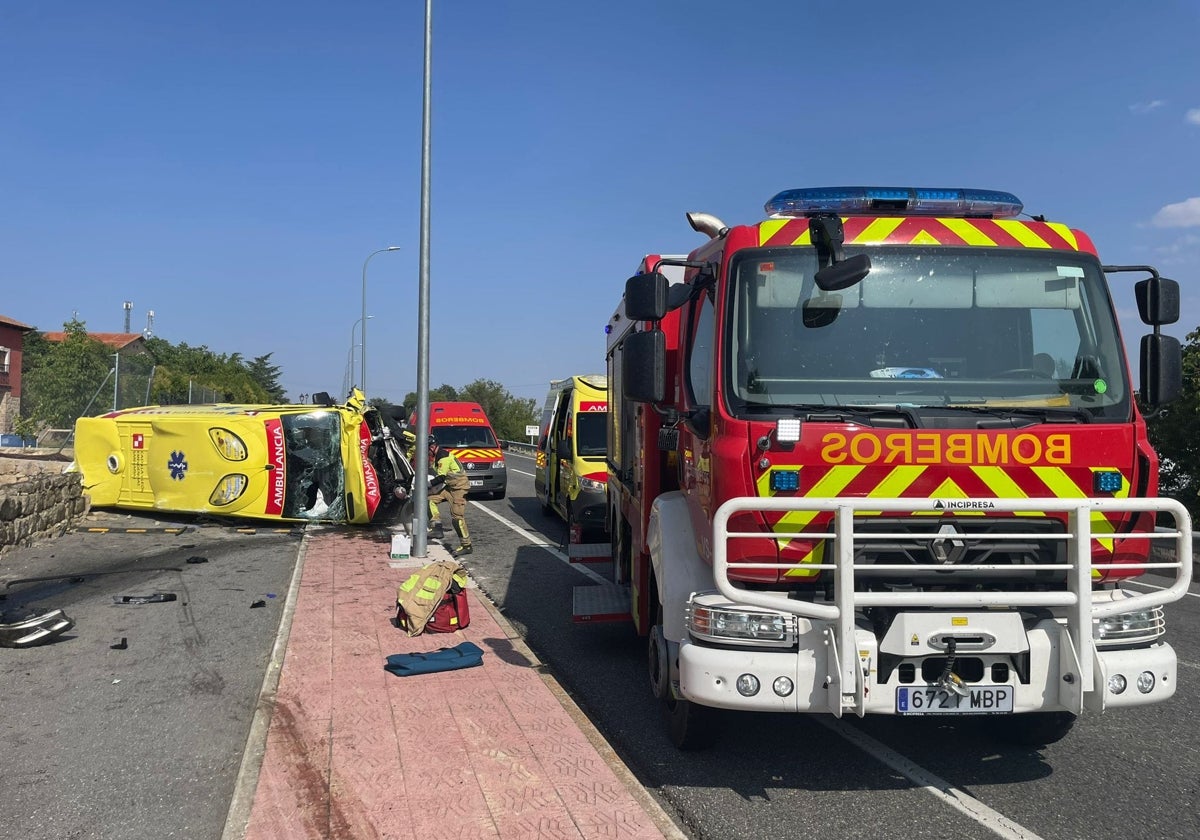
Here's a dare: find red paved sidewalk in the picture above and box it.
[222,528,682,840]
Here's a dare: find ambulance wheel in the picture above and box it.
[663,687,717,751]
[989,712,1077,747]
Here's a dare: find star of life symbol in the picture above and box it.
[168,451,188,480]
[132,434,144,449]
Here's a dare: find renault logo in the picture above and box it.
[931,522,967,565]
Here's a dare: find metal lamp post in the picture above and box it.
[346,315,374,393]
[361,246,401,397]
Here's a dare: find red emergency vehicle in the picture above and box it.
[598,187,1193,749]
[413,401,507,499]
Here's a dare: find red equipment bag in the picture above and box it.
[396,570,470,634]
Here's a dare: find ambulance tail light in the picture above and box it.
[764,187,1023,219]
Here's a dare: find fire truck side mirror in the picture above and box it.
[624,273,669,320]
[622,329,666,403]
[1140,332,1182,406]
[1134,276,1180,326]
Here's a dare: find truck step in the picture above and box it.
[567,542,612,564]
[572,583,631,623]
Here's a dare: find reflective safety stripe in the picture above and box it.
[757,217,1091,253]
[754,461,1132,580]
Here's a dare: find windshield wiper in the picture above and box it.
[948,406,1090,427]
[742,403,920,428]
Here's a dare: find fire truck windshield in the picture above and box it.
[282,412,347,519]
[726,247,1131,422]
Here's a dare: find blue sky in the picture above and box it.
[2,1,1198,406]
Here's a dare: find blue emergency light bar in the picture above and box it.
[764,187,1024,219]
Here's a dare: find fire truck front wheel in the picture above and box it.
[664,686,718,751]
[987,711,1077,747]
[648,625,669,700]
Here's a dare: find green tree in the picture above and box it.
[458,379,537,441]
[20,319,113,428]
[1146,326,1200,517]
[248,353,286,402]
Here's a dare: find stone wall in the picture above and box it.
[0,453,88,556]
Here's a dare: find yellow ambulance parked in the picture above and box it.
[534,374,608,540]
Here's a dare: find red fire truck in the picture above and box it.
[598,187,1193,749]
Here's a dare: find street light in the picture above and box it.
[361,246,401,397]
[345,315,374,394]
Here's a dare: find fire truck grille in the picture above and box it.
[851,517,1068,584]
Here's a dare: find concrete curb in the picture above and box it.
[219,526,311,840]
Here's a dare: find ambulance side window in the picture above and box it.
[686,293,715,409]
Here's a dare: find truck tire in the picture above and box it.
[989,712,1077,747]
[664,687,717,751]
[648,625,669,700]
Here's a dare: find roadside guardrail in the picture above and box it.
[500,439,538,455]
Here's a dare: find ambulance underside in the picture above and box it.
[661,495,1192,719]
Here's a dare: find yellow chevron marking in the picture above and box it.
[857,218,904,242]
[1034,466,1116,571]
[907,229,943,245]
[759,219,788,244]
[780,465,862,577]
[1048,222,1079,250]
[995,219,1051,248]
[857,465,927,515]
[971,466,1041,517]
[942,218,998,246]
[924,477,985,515]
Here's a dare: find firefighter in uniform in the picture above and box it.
[428,439,472,557]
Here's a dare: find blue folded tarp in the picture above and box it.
[384,641,484,676]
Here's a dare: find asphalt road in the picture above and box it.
[465,449,1200,840]
[0,512,301,840]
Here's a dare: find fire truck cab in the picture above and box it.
[604,187,1193,749]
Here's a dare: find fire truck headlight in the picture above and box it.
[773,676,795,697]
[1136,671,1156,694]
[210,474,248,506]
[1108,674,1128,695]
[736,674,760,697]
[687,603,795,647]
[492,460,506,469]
[579,476,606,493]
[210,428,248,461]
[1095,607,1164,647]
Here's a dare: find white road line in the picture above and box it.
[819,717,1046,840]
[510,468,535,477]
[470,501,609,585]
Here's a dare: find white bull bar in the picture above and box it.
[711,497,1193,715]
